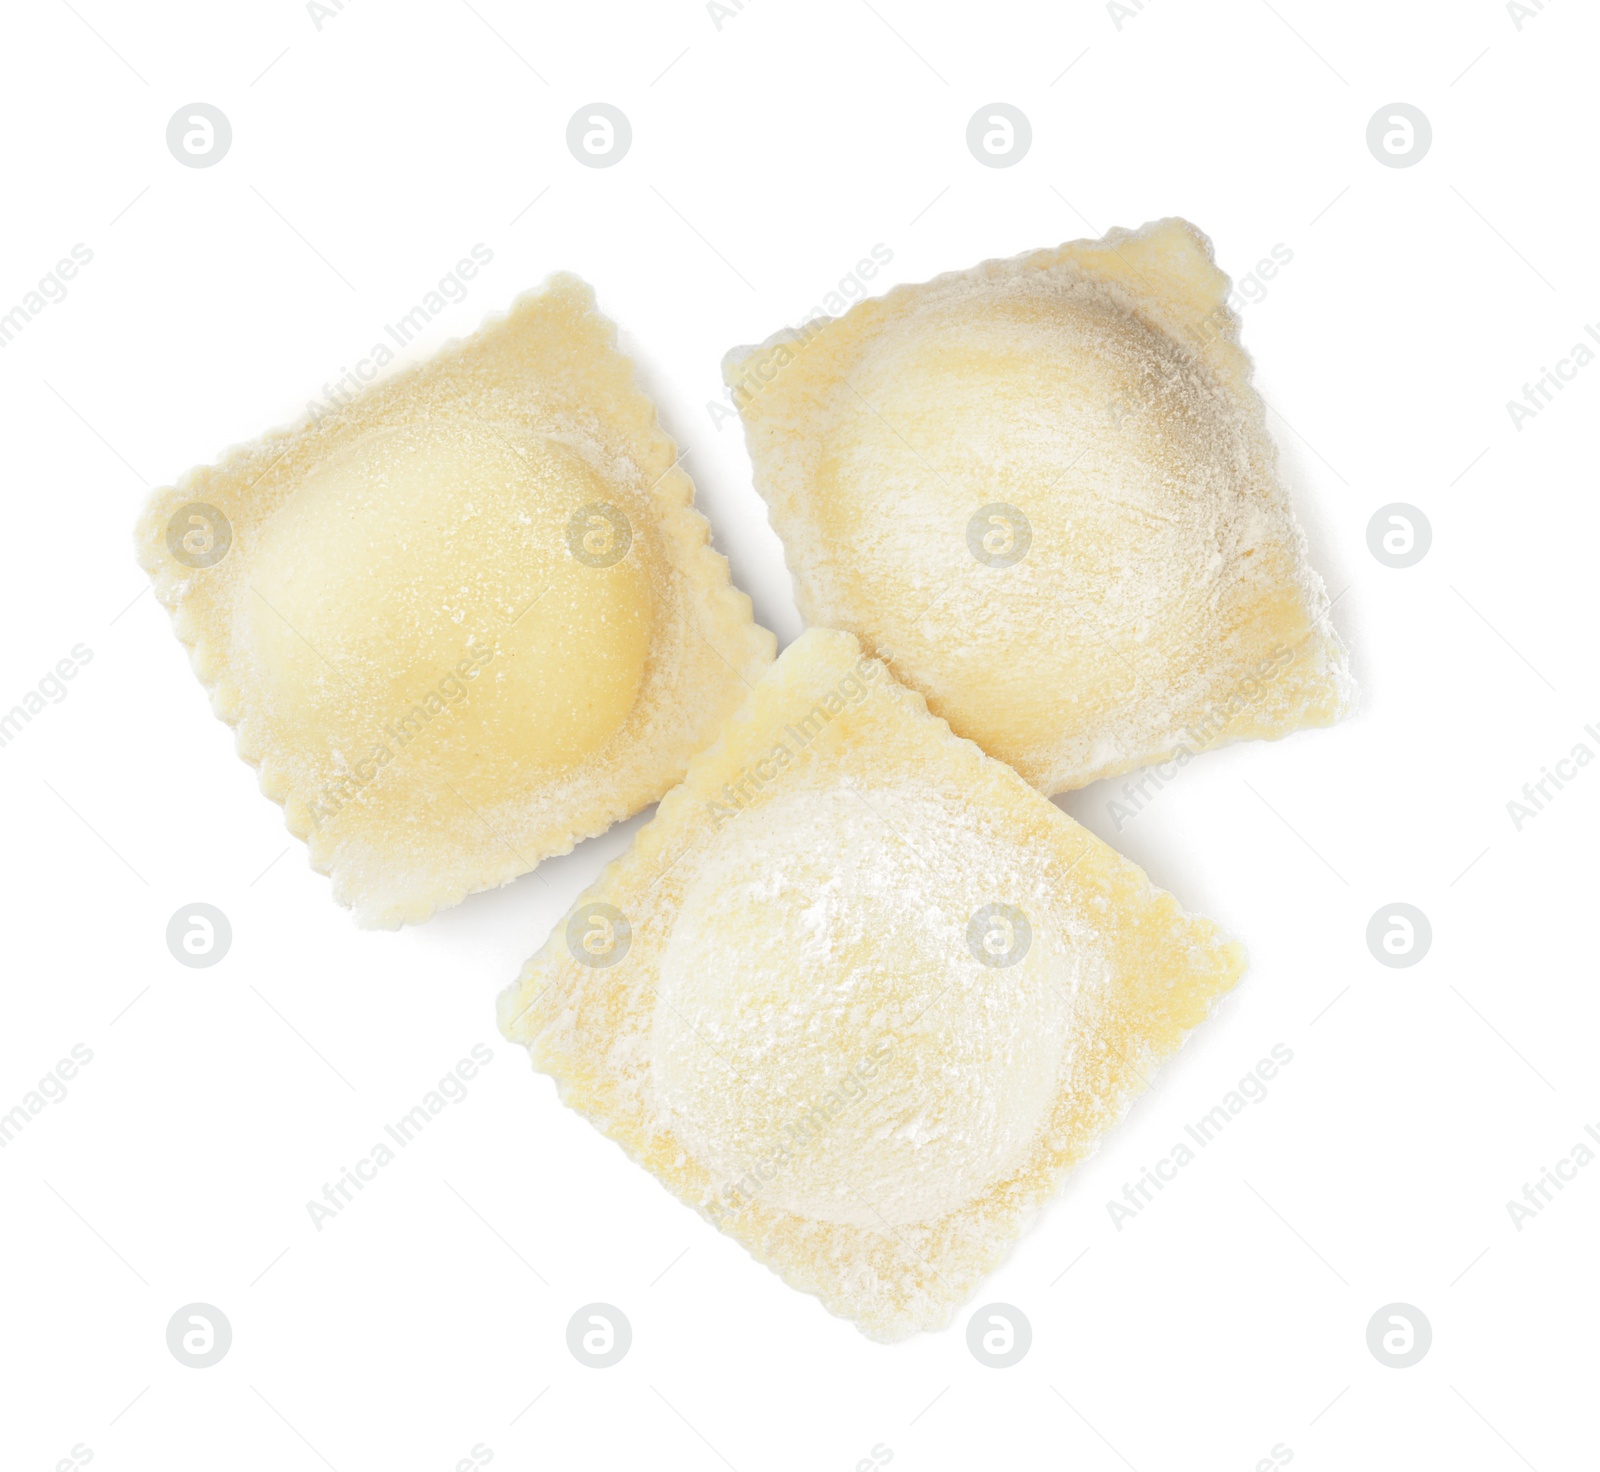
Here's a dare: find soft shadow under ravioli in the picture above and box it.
[499,628,1244,1340]
[723,217,1354,794]
[137,276,772,926]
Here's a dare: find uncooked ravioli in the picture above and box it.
[136,276,772,926]
[499,627,1244,1339]
[723,217,1354,794]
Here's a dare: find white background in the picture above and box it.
[2,1,1596,1468]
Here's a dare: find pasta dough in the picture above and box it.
[499,628,1244,1339]
[723,218,1353,794]
[136,276,772,926]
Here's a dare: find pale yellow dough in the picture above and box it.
[137,276,773,926]
[723,218,1354,793]
[499,628,1244,1339]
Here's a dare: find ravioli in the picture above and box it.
[136,276,772,926]
[723,218,1354,794]
[498,628,1243,1339]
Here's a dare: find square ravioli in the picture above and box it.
[499,627,1244,1340]
[723,217,1354,795]
[137,276,772,926]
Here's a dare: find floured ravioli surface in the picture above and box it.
[136,276,772,926]
[723,218,1354,794]
[498,628,1244,1339]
